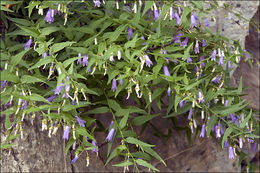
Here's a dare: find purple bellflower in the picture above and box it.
[219,52,224,65]
[167,87,171,96]
[174,12,181,25]
[191,13,197,28]
[70,154,79,164]
[202,39,206,47]
[21,100,28,110]
[229,114,237,122]
[205,18,209,27]
[55,82,64,95]
[77,53,82,64]
[1,80,7,88]
[106,128,115,142]
[163,66,170,76]
[181,37,189,48]
[109,121,114,129]
[198,91,204,103]
[212,76,220,84]
[174,33,183,44]
[82,54,88,67]
[24,38,32,50]
[46,95,57,102]
[75,116,86,127]
[200,124,206,138]
[43,52,47,58]
[144,54,153,67]
[63,125,70,140]
[187,57,192,63]
[154,9,159,20]
[224,140,229,149]
[211,50,217,61]
[194,40,199,54]
[85,136,88,142]
[224,100,228,107]
[188,108,192,120]
[44,9,56,24]
[200,56,205,67]
[111,78,117,92]
[193,13,201,24]
[92,141,98,153]
[228,60,232,69]
[229,147,235,159]
[128,28,133,39]
[93,0,101,7]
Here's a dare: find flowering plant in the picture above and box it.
[1,0,259,172]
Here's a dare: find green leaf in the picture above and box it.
[6,16,31,26]
[27,94,51,104]
[166,103,192,118]
[21,75,46,84]
[5,115,11,130]
[0,70,20,83]
[106,145,127,166]
[16,24,39,37]
[136,159,159,172]
[109,25,126,42]
[125,137,154,147]
[133,114,159,126]
[113,161,133,167]
[142,1,153,16]
[63,57,79,68]
[29,56,53,70]
[1,143,17,150]
[206,116,218,137]
[10,49,30,66]
[50,41,76,54]
[142,146,166,166]
[119,109,129,129]
[40,27,60,36]
[86,107,109,114]
[76,127,94,140]
[62,102,91,112]
[240,109,252,128]
[65,138,75,155]
[221,127,233,148]
[107,99,121,111]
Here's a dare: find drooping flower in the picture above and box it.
[82,54,88,67]
[229,114,237,122]
[163,66,170,76]
[93,0,101,7]
[228,60,232,69]
[1,80,7,88]
[77,53,82,64]
[167,87,171,96]
[75,115,86,127]
[144,54,153,67]
[252,142,257,152]
[55,82,64,95]
[111,79,117,92]
[224,100,228,107]
[174,12,181,25]
[43,52,47,58]
[72,142,76,150]
[179,99,186,108]
[44,9,56,24]
[229,147,235,159]
[202,39,206,47]
[174,33,183,44]
[224,140,228,149]
[212,76,221,84]
[63,125,70,140]
[109,121,114,129]
[200,124,206,138]
[187,57,192,63]
[127,28,133,39]
[205,18,209,27]
[106,128,115,142]
[193,13,201,24]
[200,56,205,67]
[191,13,197,28]
[92,141,98,153]
[46,95,57,102]
[154,9,159,20]
[188,108,192,120]
[181,37,188,48]
[218,51,224,65]
[21,100,28,110]
[194,40,199,54]
[24,38,32,50]
[211,50,217,61]
[70,154,79,164]
[198,91,204,103]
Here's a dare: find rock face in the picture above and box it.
[1,2,259,173]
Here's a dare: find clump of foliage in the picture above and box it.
[0,1,259,172]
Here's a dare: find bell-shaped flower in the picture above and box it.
[224,140,228,149]
[24,38,32,50]
[55,82,64,95]
[188,108,192,120]
[211,50,217,61]
[93,0,101,7]
[200,124,206,138]
[44,9,57,24]
[229,147,235,159]
[187,57,192,63]
[144,54,153,67]
[202,39,206,47]
[127,28,133,39]
[70,154,79,164]
[63,125,70,140]
[205,18,209,27]
[82,54,88,67]
[174,12,181,25]
[106,128,115,142]
[46,95,57,102]
[181,37,189,48]
[194,40,199,54]
[75,115,86,127]
[190,13,197,28]
[77,53,82,64]
[163,66,170,76]
[111,79,117,92]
